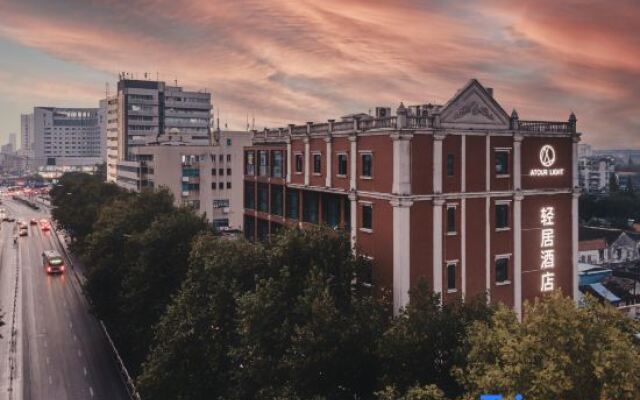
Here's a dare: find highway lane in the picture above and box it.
[0,199,129,400]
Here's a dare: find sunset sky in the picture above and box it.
[0,0,638,148]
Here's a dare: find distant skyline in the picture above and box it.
[0,0,638,149]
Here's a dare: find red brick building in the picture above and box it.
[243,79,580,314]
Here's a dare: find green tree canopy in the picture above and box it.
[458,291,640,400]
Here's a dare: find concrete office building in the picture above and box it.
[105,78,213,183]
[116,130,250,229]
[244,79,580,314]
[32,107,102,169]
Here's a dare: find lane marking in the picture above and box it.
[89,386,94,398]
[83,366,88,376]
[48,375,52,385]
[44,340,47,348]
[73,334,77,342]
[77,349,82,358]
[46,356,50,365]
[69,321,73,329]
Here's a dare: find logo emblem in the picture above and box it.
[539,145,555,167]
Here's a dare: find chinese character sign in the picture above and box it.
[540,207,555,292]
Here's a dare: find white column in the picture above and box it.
[514,194,523,318]
[433,133,444,193]
[286,139,292,183]
[325,136,332,187]
[485,134,491,191]
[392,133,412,195]
[433,198,444,296]
[514,133,523,191]
[304,137,310,186]
[461,135,466,192]
[572,191,579,301]
[392,199,412,314]
[485,196,491,302]
[572,134,580,188]
[349,135,357,190]
[461,198,466,298]
[349,192,357,253]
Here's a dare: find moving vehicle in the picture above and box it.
[19,224,28,237]
[30,218,38,226]
[40,219,50,231]
[42,250,65,274]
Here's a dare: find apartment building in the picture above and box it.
[116,130,250,229]
[105,78,212,183]
[20,113,34,157]
[243,79,580,314]
[32,107,102,168]
[578,156,615,193]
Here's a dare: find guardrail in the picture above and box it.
[11,196,39,210]
[51,226,142,400]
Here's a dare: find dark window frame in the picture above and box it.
[313,152,322,174]
[337,153,348,177]
[361,152,373,178]
[446,263,457,291]
[496,203,510,230]
[495,257,509,283]
[294,153,304,174]
[446,206,456,234]
[495,150,510,175]
[446,153,455,177]
[361,203,373,231]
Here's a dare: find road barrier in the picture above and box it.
[51,226,142,400]
[11,196,39,210]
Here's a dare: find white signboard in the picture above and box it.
[529,144,564,177]
[540,206,555,292]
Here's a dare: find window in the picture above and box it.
[446,154,455,177]
[322,194,341,228]
[226,138,232,146]
[272,150,284,178]
[211,182,216,190]
[213,199,230,208]
[257,183,269,212]
[496,204,509,229]
[313,153,322,174]
[259,150,269,176]
[496,258,509,283]
[303,191,319,223]
[219,168,224,176]
[226,182,231,189]
[227,168,232,176]
[245,151,255,176]
[337,153,348,176]
[362,204,373,230]
[226,154,231,162]
[219,182,224,190]
[295,153,303,173]
[495,151,509,175]
[361,153,373,178]
[219,154,223,162]
[446,206,456,234]
[244,182,255,209]
[286,189,299,220]
[447,263,456,291]
[270,185,283,216]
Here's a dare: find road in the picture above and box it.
[0,198,129,399]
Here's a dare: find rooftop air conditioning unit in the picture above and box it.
[375,107,391,119]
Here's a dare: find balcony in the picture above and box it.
[518,120,574,133]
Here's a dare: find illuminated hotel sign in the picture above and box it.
[540,206,555,292]
[529,144,564,176]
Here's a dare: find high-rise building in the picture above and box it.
[105,78,213,183]
[32,107,102,168]
[8,133,16,151]
[243,79,580,314]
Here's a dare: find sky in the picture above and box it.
[0,0,638,149]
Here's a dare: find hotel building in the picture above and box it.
[243,79,580,313]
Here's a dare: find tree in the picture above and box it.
[111,208,209,374]
[50,172,125,245]
[137,236,269,400]
[376,384,448,400]
[229,227,384,399]
[458,291,640,400]
[377,282,493,398]
[83,189,175,323]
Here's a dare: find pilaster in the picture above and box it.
[433,197,444,297]
[391,197,413,314]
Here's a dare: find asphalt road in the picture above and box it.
[0,198,129,400]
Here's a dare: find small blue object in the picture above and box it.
[515,395,524,400]
[480,396,502,400]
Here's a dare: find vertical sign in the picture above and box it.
[540,206,555,292]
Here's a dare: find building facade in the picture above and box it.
[105,78,213,183]
[578,155,615,193]
[20,113,34,154]
[32,107,102,168]
[116,130,250,229]
[243,79,580,313]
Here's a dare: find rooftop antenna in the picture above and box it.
[175,76,178,86]
[246,113,249,131]
[252,113,255,130]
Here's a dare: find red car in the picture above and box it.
[40,219,51,231]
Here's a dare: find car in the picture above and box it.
[19,227,28,237]
[6,216,15,222]
[40,219,51,231]
[30,219,38,226]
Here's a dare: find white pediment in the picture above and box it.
[440,79,510,129]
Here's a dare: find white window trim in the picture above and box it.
[494,254,511,285]
[359,150,374,179]
[445,260,458,293]
[336,152,348,178]
[495,201,511,231]
[359,201,373,233]
[446,204,457,236]
[294,152,304,175]
[311,151,322,176]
